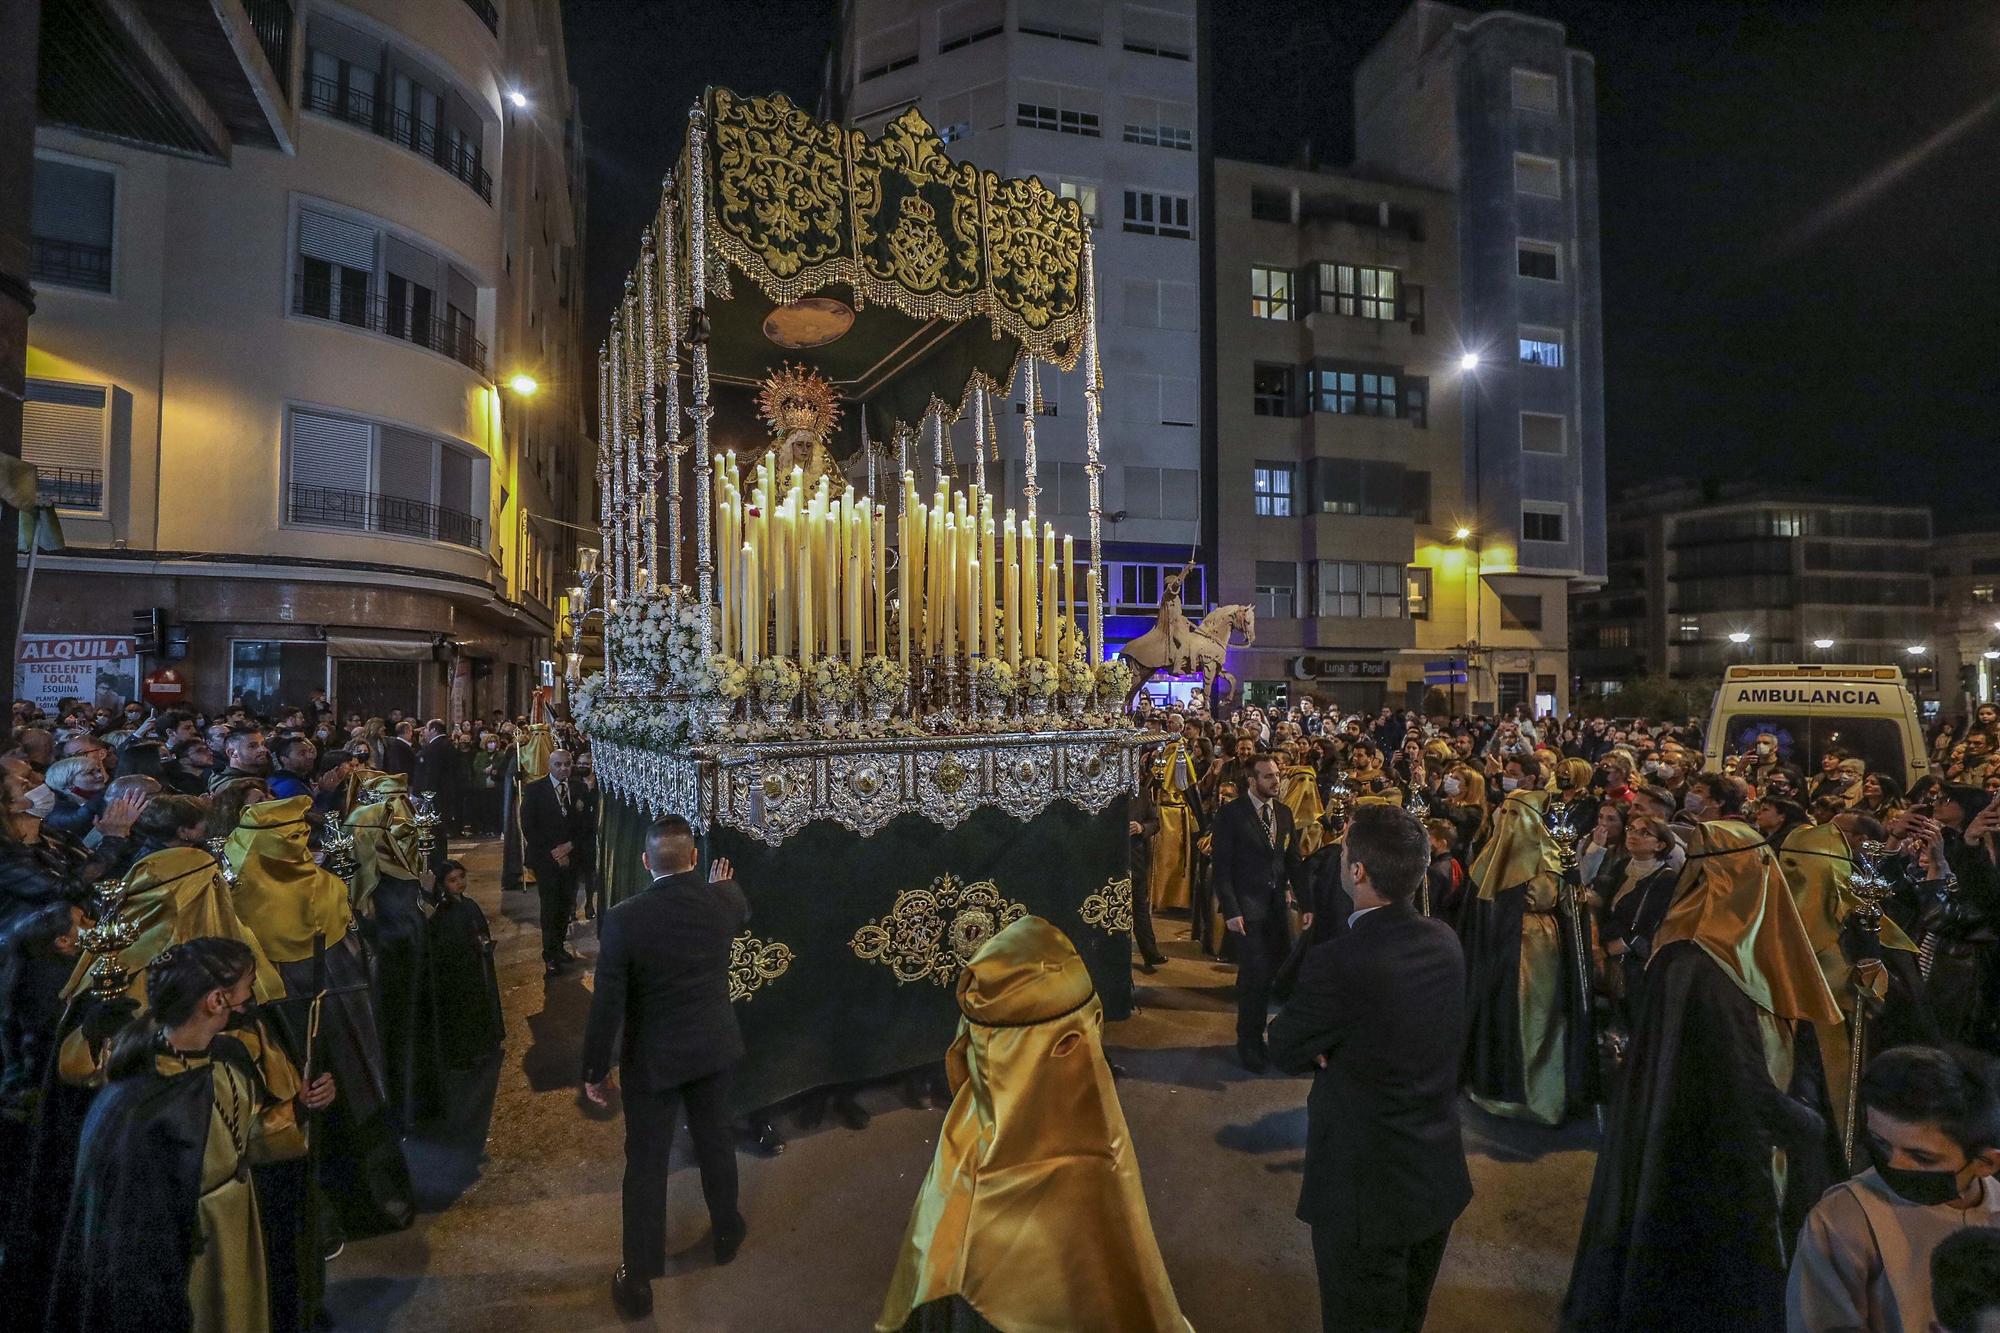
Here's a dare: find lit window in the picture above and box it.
[1515,154,1562,198]
[1250,266,1294,319]
[1678,617,1701,642]
[1406,567,1432,620]
[1519,328,1565,367]
[1316,263,1397,320]
[1057,180,1100,227]
[1970,583,1994,604]
[1253,464,1294,518]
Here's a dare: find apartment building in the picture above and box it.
[20,0,588,720]
[832,0,1209,652]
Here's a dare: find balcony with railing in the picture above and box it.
[39,468,103,511]
[289,484,483,549]
[461,0,499,35]
[301,76,492,202]
[244,0,295,92]
[31,237,113,292]
[292,272,487,375]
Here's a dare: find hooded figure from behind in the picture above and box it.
[876,916,1190,1333]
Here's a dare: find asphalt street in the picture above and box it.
[326,839,1596,1331]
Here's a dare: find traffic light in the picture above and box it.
[132,607,163,655]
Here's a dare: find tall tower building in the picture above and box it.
[832,0,1206,651]
[1354,3,1607,674]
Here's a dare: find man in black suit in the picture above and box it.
[1211,751,1304,1070]
[583,815,750,1320]
[1269,805,1472,1333]
[571,752,602,920]
[521,748,584,974]
[413,718,456,876]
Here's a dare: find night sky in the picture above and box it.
[563,0,2000,517]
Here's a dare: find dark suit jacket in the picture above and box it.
[1210,794,1302,923]
[413,735,457,799]
[1267,901,1473,1247]
[568,778,599,861]
[519,775,580,874]
[581,870,750,1091]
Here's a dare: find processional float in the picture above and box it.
[573,90,1147,1113]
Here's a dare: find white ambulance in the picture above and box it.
[1703,664,1929,792]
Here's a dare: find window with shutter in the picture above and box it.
[1515,154,1562,199]
[1123,466,1162,520]
[288,410,373,530]
[938,0,1003,52]
[1018,0,1099,43]
[1161,470,1199,521]
[1123,5,1192,59]
[31,157,115,293]
[1160,376,1197,426]
[23,380,108,510]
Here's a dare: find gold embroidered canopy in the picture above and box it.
[702,87,1088,373]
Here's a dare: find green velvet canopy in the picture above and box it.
[675,87,1091,454]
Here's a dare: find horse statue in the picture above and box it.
[1120,561,1255,710]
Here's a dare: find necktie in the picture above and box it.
[1261,802,1274,845]
[557,781,569,816]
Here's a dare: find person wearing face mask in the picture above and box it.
[41,756,108,841]
[1786,1045,2000,1333]
[47,937,335,1333]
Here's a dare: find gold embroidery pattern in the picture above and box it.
[850,874,1028,986]
[1081,876,1135,935]
[710,89,846,281]
[700,89,1086,370]
[728,932,795,1003]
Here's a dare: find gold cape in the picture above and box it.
[64,845,284,1005]
[875,917,1191,1333]
[1147,740,1199,912]
[1776,820,1916,1135]
[1651,819,1841,1027]
[1280,766,1324,858]
[1470,788,1558,900]
[1465,787,1568,1126]
[226,795,353,963]
[345,773,427,915]
[516,724,555,783]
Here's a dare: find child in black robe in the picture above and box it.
[426,861,503,1069]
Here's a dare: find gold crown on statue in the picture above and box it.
[756,362,842,440]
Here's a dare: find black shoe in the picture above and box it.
[713,1215,747,1266]
[1143,952,1168,968]
[832,1091,871,1131]
[1237,1041,1269,1074]
[750,1117,786,1156]
[1137,958,1158,975]
[611,1265,653,1319]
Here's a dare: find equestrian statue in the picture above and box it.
[1119,559,1255,710]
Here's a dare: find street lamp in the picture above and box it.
[508,88,530,110]
[1458,351,1480,372]
[1727,631,1751,644]
[1453,525,1473,541]
[1905,644,1929,656]
[1812,638,1835,650]
[507,373,540,397]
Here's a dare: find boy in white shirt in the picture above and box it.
[1787,1045,2000,1333]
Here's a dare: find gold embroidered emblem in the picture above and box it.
[729,933,795,1002]
[850,873,1028,986]
[1081,876,1135,935]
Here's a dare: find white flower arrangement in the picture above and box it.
[971,656,1015,698]
[571,671,606,726]
[583,697,691,750]
[1018,656,1059,699]
[696,653,749,701]
[751,655,802,703]
[1058,656,1095,697]
[860,655,909,700]
[1094,658,1134,702]
[809,657,857,704]
[606,594,705,691]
